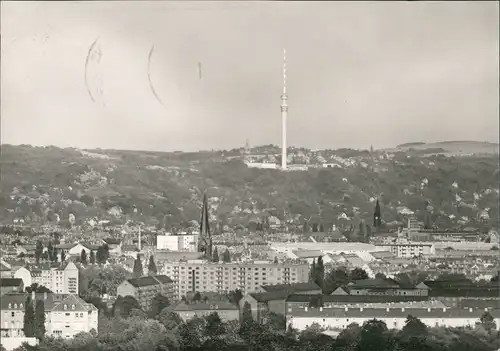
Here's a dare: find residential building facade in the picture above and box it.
[0,292,98,339]
[286,306,500,331]
[14,261,79,294]
[380,243,435,258]
[161,260,310,300]
[157,234,199,252]
[116,275,175,310]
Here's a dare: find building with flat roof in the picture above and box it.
[161,261,309,300]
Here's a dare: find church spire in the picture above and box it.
[199,191,213,259]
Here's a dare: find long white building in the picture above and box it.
[287,306,500,331]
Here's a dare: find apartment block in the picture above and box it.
[161,260,310,300]
[116,275,175,311]
[14,261,79,294]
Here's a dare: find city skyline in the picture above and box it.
[1,1,499,152]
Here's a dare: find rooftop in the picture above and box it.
[0,278,23,287]
[288,306,500,319]
[172,301,238,311]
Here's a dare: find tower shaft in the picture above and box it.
[281,49,288,170]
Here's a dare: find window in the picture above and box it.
[11,312,15,317]
[71,304,75,310]
[64,304,67,310]
[13,304,17,309]
[20,304,23,308]
[8,303,11,309]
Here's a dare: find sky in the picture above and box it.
[1,1,499,152]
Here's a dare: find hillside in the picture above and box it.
[0,144,498,232]
[392,141,499,156]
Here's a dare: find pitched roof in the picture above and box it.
[288,306,500,319]
[261,282,321,293]
[292,250,324,258]
[0,278,23,287]
[348,278,400,289]
[172,300,238,311]
[152,275,173,284]
[127,276,161,288]
[0,293,97,312]
[286,294,429,304]
[103,238,121,245]
[250,291,292,303]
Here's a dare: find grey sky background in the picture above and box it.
[1,1,498,152]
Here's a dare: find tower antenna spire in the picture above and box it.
[281,49,288,170]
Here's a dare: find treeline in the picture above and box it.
[10,301,500,351]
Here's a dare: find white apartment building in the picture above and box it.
[0,292,98,339]
[157,233,199,252]
[379,243,435,258]
[287,306,500,331]
[162,260,310,300]
[14,262,79,294]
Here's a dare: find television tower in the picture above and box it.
[281,49,288,170]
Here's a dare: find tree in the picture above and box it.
[133,256,143,278]
[241,301,253,325]
[60,249,66,262]
[35,240,43,263]
[401,315,427,338]
[309,259,316,283]
[148,255,157,275]
[323,267,349,294]
[222,248,231,263]
[158,309,183,330]
[336,322,361,350]
[111,295,141,318]
[315,256,324,290]
[373,199,382,228]
[26,283,52,294]
[193,292,202,302]
[375,272,386,280]
[212,247,219,262]
[23,296,35,337]
[365,224,372,240]
[51,248,58,262]
[424,214,432,230]
[359,319,389,351]
[350,267,369,281]
[480,311,497,334]
[149,294,170,318]
[227,289,243,305]
[358,221,366,237]
[89,250,96,264]
[395,273,414,287]
[34,299,46,340]
[47,241,54,262]
[205,312,225,337]
[80,249,87,265]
